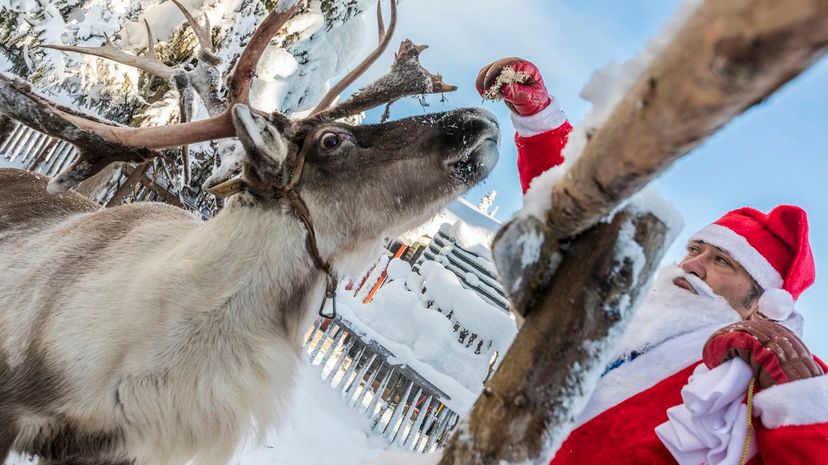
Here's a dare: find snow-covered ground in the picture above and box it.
[228,361,434,465]
[3,361,439,465]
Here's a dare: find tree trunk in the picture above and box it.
[439,209,671,465]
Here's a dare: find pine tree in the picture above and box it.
[478,190,499,218]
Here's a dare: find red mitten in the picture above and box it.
[476,57,552,116]
[703,320,824,389]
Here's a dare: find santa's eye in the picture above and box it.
[320,132,342,150]
[715,255,733,267]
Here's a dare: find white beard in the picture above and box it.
[612,265,742,359]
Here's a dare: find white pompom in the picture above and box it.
[758,288,795,321]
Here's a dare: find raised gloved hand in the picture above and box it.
[703,319,824,389]
[476,57,551,117]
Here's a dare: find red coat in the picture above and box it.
[547,326,828,465]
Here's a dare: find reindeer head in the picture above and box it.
[228,104,498,249]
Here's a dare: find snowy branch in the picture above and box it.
[439,1,828,464]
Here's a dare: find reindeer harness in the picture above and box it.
[208,150,339,319]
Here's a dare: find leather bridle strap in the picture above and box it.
[216,149,338,319]
[282,150,338,319]
[284,187,338,319]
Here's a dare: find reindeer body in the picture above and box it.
[0,169,330,465]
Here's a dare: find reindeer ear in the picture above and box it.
[207,105,294,198]
[231,104,295,186]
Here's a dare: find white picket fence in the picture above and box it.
[303,318,459,452]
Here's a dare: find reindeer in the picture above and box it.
[0,1,500,464]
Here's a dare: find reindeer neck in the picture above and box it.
[163,201,328,342]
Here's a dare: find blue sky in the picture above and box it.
[349,0,828,354]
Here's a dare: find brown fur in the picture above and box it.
[0,169,99,234]
[0,349,128,464]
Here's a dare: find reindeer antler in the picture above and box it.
[310,0,399,115]
[227,1,298,106]
[0,0,456,193]
[0,1,301,192]
[311,39,458,122]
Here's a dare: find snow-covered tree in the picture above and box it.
[0,0,378,205]
[476,190,498,218]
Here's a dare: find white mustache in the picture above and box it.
[681,273,717,299]
[661,266,717,299]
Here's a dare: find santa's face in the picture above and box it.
[613,265,742,356]
[677,240,762,320]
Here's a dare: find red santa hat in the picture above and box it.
[689,205,815,321]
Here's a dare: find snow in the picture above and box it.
[3,361,435,465]
[516,228,543,268]
[386,257,411,281]
[398,198,501,256]
[463,272,480,287]
[332,219,517,415]
[338,256,518,413]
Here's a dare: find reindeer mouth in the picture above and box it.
[449,135,499,186]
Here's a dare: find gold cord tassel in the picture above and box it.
[739,378,757,465]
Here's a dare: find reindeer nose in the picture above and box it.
[462,108,501,145]
[468,108,500,131]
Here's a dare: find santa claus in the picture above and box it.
[478,58,828,464]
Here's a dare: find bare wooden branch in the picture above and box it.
[170,0,222,65]
[227,1,301,106]
[440,210,671,465]
[42,34,176,81]
[310,0,399,115]
[493,0,828,316]
[437,1,828,464]
[311,39,458,122]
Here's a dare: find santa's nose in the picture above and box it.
[680,255,707,280]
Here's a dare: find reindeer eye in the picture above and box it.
[320,132,342,150]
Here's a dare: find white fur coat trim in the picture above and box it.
[510,97,567,137]
[753,373,828,428]
[574,325,721,428]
